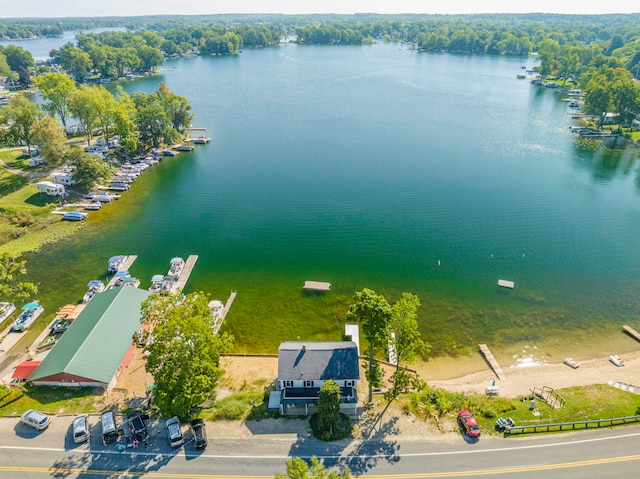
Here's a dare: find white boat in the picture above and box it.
[610,355,625,367]
[208,300,224,320]
[166,257,185,279]
[83,202,102,210]
[498,279,515,289]
[63,211,88,221]
[108,255,127,274]
[83,280,105,303]
[148,274,165,293]
[11,301,44,332]
[0,302,16,322]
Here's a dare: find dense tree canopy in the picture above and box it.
[141,292,233,419]
[0,254,38,303]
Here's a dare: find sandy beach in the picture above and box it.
[428,349,640,398]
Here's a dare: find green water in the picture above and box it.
[22,43,640,367]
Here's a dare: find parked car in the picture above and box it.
[72,414,90,443]
[166,417,184,448]
[190,419,207,449]
[20,409,51,430]
[458,410,480,438]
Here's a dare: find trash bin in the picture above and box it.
[529,399,536,410]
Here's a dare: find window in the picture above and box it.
[345,380,355,387]
[283,380,293,388]
[304,380,314,388]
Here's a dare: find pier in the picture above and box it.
[106,255,137,289]
[479,343,506,381]
[170,255,198,292]
[213,291,237,333]
[623,325,640,343]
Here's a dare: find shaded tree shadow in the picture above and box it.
[285,402,401,476]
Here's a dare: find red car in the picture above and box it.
[458,410,481,438]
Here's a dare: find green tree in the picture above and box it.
[142,291,233,419]
[0,52,10,76]
[32,116,67,165]
[52,43,92,81]
[389,292,429,371]
[156,82,193,132]
[4,94,40,155]
[275,456,350,479]
[69,85,101,146]
[584,75,612,127]
[2,44,34,72]
[346,288,391,403]
[0,254,38,302]
[611,72,640,131]
[112,87,138,156]
[67,146,112,189]
[33,72,76,128]
[310,379,352,440]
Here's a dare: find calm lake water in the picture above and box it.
[10,41,640,374]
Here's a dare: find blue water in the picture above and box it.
[9,40,640,363]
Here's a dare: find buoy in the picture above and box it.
[437,260,441,266]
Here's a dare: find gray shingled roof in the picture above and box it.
[277,341,360,381]
[30,287,150,384]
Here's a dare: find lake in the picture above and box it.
[10,40,640,376]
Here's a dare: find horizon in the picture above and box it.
[1,1,639,19]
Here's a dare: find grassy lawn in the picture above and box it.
[405,383,640,436]
[0,385,97,417]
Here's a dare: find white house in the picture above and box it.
[36,181,66,196]
[272,341,360,416]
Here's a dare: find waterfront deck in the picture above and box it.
[479,343,506,381]
[106,255,137,289]
[170,255,198,292]
[303,281,331,291]
[213,291,237,333]
[623,325,640,343]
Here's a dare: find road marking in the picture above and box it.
[1,453,640,477]
[2,430,640,460]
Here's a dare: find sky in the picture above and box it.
[1,1,639,18]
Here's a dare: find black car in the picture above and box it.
[190,419,208,449]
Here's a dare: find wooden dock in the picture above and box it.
[479,343,506,381]
[170,255,198,292]
[105,255,137,288]
[213,291,237,333]
[623,325,640,343]
[303,281,331,291]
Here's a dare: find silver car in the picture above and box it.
[73,414,90,443]
[166,417,184,448]
[20,409,51,430]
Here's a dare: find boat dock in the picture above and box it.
[479,343,506,381]
[623,325,640,343]
[106,255,137,288]
[170,255,198,292]
[213,291,237,333]
[498,279,515,289]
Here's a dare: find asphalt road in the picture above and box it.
[1,416,640,478]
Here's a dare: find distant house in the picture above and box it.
[602,112,620,125]
[30,287,151,390]
[272,341,360,416]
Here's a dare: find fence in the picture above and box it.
[531,385,565,409]
[506,414,640,435]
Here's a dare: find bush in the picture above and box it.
[309,412,352,441]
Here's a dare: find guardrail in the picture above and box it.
[505,414,640,435]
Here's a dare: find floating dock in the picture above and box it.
[479,343,506,381]
[303,281,331,291]
[623,325,640,343]
[105,255,137,289]
[498,279,515,289]
[170,255,198,292]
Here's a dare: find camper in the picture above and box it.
[86,145,109,154]
[50,173,75,186]
[22,145,39,157]
[35,181,66,197]
[28,156,46,167]
[101,410,119,445]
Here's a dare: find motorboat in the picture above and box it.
[83,202,102,210]
[610,355,625,367]
[167,257,185,279]
[108,255,127,274]
[11,301,44,332]
[122,277,141,288]
[177,145,194,152]
[62,210,88,221]
[193,137,211,144]
[208,300,224,320]
[148,274,166,293]
[0,302,16,322]
[83,280,105,303]
[163,150,178,157]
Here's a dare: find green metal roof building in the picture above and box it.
[30,287,151,390]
